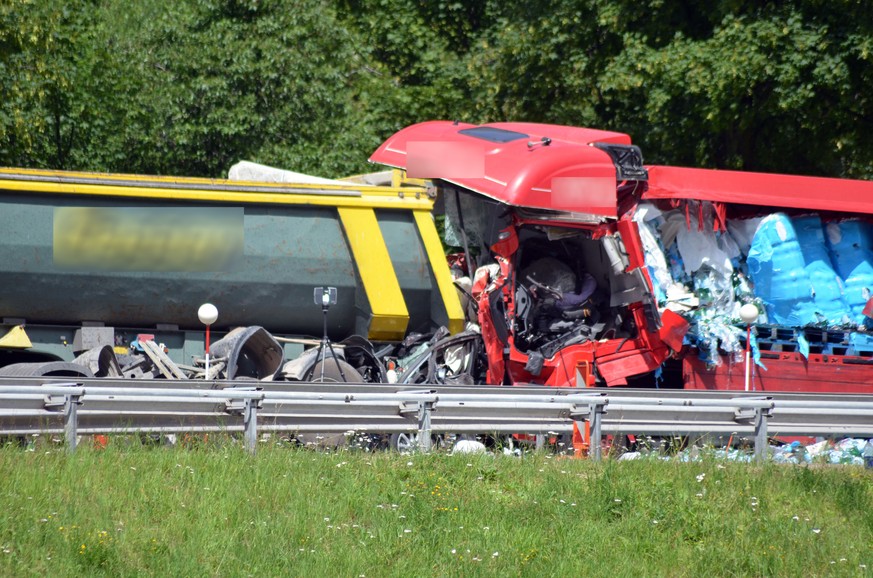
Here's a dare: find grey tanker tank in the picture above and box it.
[0,168,463,368]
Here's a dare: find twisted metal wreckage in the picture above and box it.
[2,121,873,398]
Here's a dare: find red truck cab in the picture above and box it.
[371,121,688,387]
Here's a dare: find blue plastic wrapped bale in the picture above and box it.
[747,214,817,326]
[791,215,850,325]
[665,243,688,285]
[825,220,873,324]
[646,264,667,304]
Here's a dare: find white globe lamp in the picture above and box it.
[198,303,218,326]
[739,304,759,391]
[198,303,218,379]
[739,303,759,325]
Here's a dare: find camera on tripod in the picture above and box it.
[314,286,337,308]
[306,286,347,382]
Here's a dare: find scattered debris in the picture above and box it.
[452,440,487,455]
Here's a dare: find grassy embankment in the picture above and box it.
[0,440,871,577]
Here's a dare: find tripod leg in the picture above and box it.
[326,340,348,382]
[321,306,336,381]
[309,301,348,382]
[304,342,326,381]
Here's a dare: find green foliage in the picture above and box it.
[0,0,110,169]
[100,0,375,177]
[465,0,610,125]
[599,5,869,175]
[332,0,493,140]
[1,0,872,178]
[467,0,873,177]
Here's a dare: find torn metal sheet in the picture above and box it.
[72,346,122,378]
[210,326,283,381]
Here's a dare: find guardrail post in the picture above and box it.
[417,401,434,452]
[224,388,262,455]
[754,406,771,463]
[244,397,258,455]
[63,393,81,454]
[733,396,773,463]
[589,402,604,461]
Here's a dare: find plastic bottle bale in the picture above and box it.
[825,220,873,324]
[747,214,816,326]
[675,214,733,277]
[635,217,669,304]
[791,215,850,326]
[862,440,873,469]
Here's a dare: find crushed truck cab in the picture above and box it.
[371,121,689,387]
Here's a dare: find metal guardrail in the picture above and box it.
[2,382,873,460]
[5,376,873,404]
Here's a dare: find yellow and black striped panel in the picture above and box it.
[337,207,410,341]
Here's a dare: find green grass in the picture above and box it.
[0,439,871,577]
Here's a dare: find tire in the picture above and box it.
[0,361,94,378]
[309,359,363,383]
[302,359,364,449]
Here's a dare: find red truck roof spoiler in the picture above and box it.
[646,165,873,215]
[369,120,639,218]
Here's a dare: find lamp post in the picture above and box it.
[198,303,218,379]
[739,303,759,392]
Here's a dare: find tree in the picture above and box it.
[1,0,872,179]
[0,0,390,177]
[101,0,379,177]
[0,0,115,169]
[464,0,873,178]
[599,4,873,177]
[332,0,495,139]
